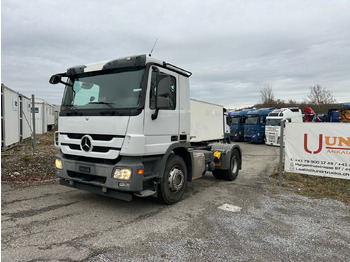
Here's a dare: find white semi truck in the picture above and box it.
[265,107,303,146]
[50,55,242,204]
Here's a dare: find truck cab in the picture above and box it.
[228,109,251,141]
[244,108,275,143]
[326,108,350,123]
[265,107,302,146]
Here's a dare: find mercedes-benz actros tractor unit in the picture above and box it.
[50,54,242,204]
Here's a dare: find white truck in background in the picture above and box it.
[265,107,302,146]
[50,54,242,204]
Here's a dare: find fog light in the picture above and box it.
[113,168,132,180]
[55,158,63,169]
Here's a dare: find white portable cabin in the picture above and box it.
[32,98,56,134]
[1,84,32,150]
[53,104,61,126]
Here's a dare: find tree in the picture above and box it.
[308,84,337,113]
[259,85,275,107]
[308,84,336,105]
[287,99,297,106]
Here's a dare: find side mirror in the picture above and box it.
[49,74,73,87]
[49,75,61,84]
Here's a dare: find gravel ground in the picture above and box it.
[89,191,350,262]
[2,142,349,261]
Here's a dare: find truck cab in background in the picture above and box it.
[265,107,303,146]
[244,108,275,143]
[223,110,231,144]
[228,109,251,141]
[50,55,242,204]
[326,108,350,123]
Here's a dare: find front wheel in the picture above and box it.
[158,155,187,205]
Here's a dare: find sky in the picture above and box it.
[2,0,350,109]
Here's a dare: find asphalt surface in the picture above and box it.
[1,142,349,262]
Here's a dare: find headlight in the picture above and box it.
[113,168,132,180]
[55,158,63,169]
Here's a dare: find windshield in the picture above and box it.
[245,115,258,125]
[61,68,145,114]
[266,118,281,126]
[230,116,240,125]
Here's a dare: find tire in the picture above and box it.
[221,149,240,181]
[212,170,223,180]
[158,155,187,205]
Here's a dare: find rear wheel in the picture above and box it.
[212,170,223,179]
[158,155,187,205]
[221,149,240,181]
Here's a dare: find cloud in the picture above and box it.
[2,0,350,108]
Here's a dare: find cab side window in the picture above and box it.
[150,71,176,110]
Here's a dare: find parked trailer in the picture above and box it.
[265,107,303,146]
[50,54,242,204]
[1,84,32,151]
[244,107,275,143]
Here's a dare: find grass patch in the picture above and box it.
[271,171,350,205]
[20,156,31,162]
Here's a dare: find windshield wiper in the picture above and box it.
[62,104,81,115]
[88,101,117,110]
[62,104,78,111]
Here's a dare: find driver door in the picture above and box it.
[143,66,179,155]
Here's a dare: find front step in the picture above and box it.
[134,189,157,197]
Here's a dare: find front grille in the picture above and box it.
[66,133,118,141]
[66,144,80,150]
[60,132,124,157]
[63,144,117,153]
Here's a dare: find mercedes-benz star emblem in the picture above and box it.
[80,135,93,152]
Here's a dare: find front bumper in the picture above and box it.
[55,152,145,193]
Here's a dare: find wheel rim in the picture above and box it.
[231,156,238,174]
[168,167,185,192]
